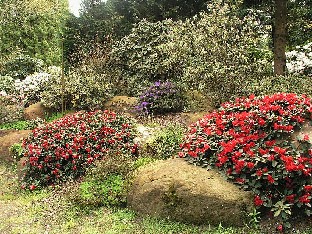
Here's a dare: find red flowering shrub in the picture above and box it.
[20,110,138,190]
[179,93,312,223]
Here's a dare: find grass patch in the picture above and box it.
[0,154,312,233]
[0,120,30,130]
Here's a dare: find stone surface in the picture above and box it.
[133,124,161,145]
[24,102,46,120]
[128,158,253,226]
[104,96,138,114]
[0,130,31,162]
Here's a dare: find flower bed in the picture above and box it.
[179,93,312,226]
[20,110,137,190]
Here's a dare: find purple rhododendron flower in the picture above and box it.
[154,81,161,86]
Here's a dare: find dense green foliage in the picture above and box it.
[245,74,312,97]
[146,123,185,160]
[243,0,312,49]
[0,0,68,65]
[65,0,209,64]
[41,68,113,111]
[110,1,272,106]
[0,54,44,80]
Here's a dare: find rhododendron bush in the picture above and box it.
[20,110,137,190]
[135,81,184,115]
[179,93,312,223]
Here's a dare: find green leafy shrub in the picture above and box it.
[244,75,312,98]
[110,0,272,106]
[41,69,113,111]
[73,149,137,207]
[1,54,44,80]
[45,111,68,123]
[135,81,184,115]
[146,123,185,160]
[0,75,16,95]
[180,93,312,228]
[133,157,156,169]
[0,120,29,130]
[184,89,214,112]
[20,110,138,190]
[78,174,127,207]
[0,118,45,130]
[10,143,24,161]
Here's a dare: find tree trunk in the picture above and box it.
[273,0,287,75]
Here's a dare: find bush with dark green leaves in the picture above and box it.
[244,75,312,98]
[1,54,44,80]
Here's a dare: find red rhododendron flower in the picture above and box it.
[180,93,312,224]
[254,195,264,206]
[247,162,254,169]
[303,134,310,141]
[304,185,312,192]
[286,194,295,203]
[277,224,283,232]
[256,169,262,177]
[267,174,275,184]
[299,194,311,204]
[235,178,245,184]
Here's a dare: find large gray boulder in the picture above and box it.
[128,158,253,226]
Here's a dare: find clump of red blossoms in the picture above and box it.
[179,93,312,222]
[20,110,137,189]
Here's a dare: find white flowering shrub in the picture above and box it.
[14,72,51,106]
[286,42,312,76]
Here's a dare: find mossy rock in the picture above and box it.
[104,96,138,114]
[128,158,253,226]
[185,90,214,112]
[0,130,31,162]
[24,102,46,120]
[181,111,207,126]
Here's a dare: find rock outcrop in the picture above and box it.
[128,158,253,226]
